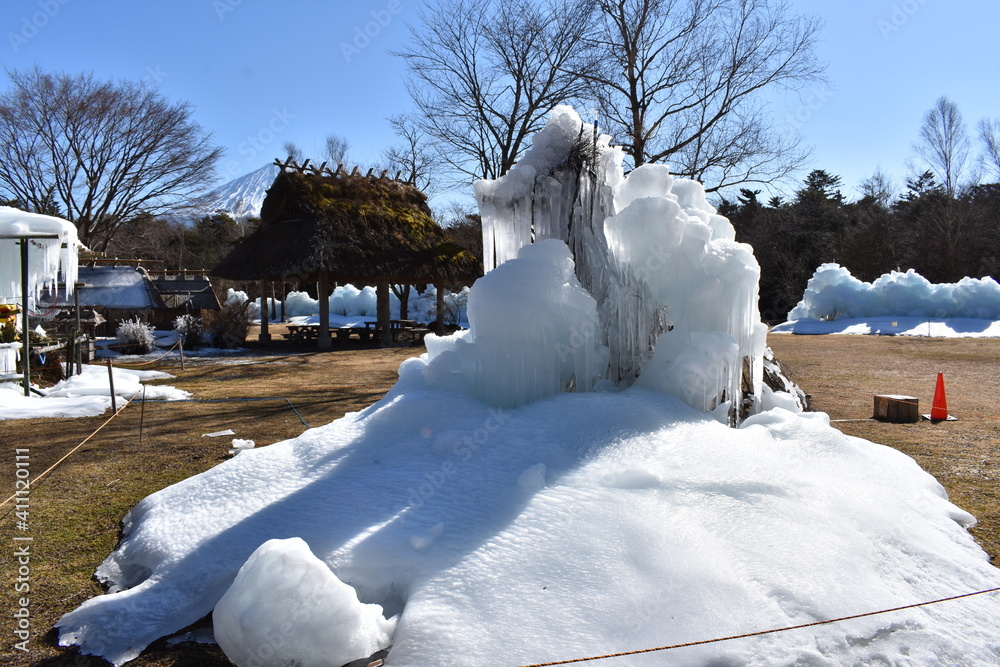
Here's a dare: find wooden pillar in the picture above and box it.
[258,280,271,342]
[377,276,392,346]
[317,270,331,351]
[435,283,446,336]
[20,239,30,396]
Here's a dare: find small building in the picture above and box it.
[38,262,221,335]
[211,161,481,348]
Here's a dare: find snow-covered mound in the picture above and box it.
[55,384,1000,665]
[194,164,279,221]
[788,263,1000,321]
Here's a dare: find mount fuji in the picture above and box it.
[193,163,279,220]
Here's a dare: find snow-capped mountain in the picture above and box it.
[193,163,279,220]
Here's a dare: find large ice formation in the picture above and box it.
[788,262,1000,321]
[213,538,395,667]
[476,106,766,422]
[0,206,79,303]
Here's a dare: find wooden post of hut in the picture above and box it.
[436,284,446,336]
[377,276,392,345]
[318,270,332,350]
[259,280,271,342]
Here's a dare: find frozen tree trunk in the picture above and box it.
[317,271,331,351]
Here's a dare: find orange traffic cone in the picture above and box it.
[927,372,955,421]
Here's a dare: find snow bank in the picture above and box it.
[0,206,79,303]
[788,263,1000,321]
[213,538,395,667]
[56,387,1000,666]
[475,106,765,422]
[0,364,188,420]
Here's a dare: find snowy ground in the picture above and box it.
[771,316,1000,337]
[0,364,188,420]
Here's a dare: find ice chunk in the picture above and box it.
[213,537,395,667]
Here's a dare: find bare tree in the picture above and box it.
[282,141,305,162]
[0,67,222,251]
[322,133,350,166]
[856,168,896,209]
[914,96,971,197]
[397,0,594,184]
[979,117,1000,181]
[576,0,824,191]
[382,114,439,193]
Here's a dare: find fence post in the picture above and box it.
[179,337,186,371]
[107,358,117,412]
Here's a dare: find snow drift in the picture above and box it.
[788,263,1000,321]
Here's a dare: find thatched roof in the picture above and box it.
[211,168,481,284]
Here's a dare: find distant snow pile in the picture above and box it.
[227,285,470,325]
[788,263,1000,321]
[773,263,1000,337]
[0,364,189,420]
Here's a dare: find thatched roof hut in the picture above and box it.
[212,163,481,347]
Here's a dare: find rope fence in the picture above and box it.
[517,587,1000,666]
[0,388,142,513]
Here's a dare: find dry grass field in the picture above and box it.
[1,328,997,666]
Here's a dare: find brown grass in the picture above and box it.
[2,330,998,666]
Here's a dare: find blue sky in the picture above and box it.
[2,0,998,207]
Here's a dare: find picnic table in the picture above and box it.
[283,324,373,343]
[364,320,430,342]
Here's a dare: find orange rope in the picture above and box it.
[1,389,142,509]
[518,587,1000,666]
